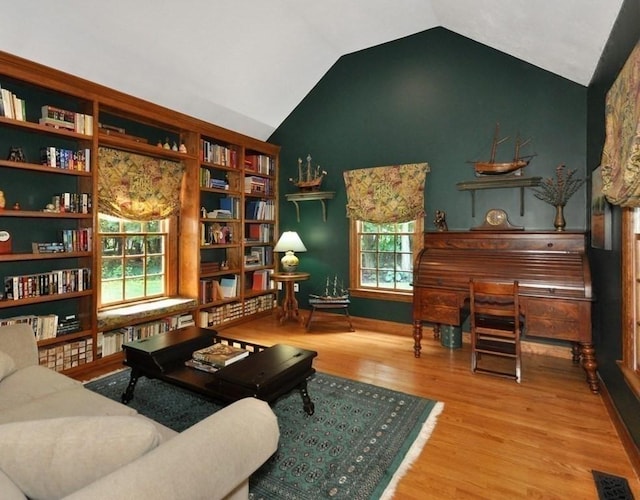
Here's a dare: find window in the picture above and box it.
[99,214,167,307]
[349,218,423,302]
[621,207,640,398]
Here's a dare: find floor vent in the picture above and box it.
[593,470,635,500]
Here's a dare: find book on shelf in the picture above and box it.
[220,275,238,298]
[184,358,220,373]
[192,342,249,367]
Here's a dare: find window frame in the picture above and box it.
[97,214,178,309]
[348,217,423,303]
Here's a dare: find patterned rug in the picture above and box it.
[85,369,443,499]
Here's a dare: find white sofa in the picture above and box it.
[0,323,279,500]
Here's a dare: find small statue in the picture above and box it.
[0,191,5,210]
[12,202,20,211]
[179,143,187,154]
[434,210,448,231]
[7,147,26,162]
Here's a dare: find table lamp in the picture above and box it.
[274,231,307,272]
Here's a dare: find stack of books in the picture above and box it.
[185,342,249,373]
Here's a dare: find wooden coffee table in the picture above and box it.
[120,326,318,415]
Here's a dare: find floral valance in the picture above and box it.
[343,163,429,223]
[98,147,185,220]
[600,40,640,207]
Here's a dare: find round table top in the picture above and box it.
[271,272,310,282]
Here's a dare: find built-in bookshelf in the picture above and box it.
[187,135,279,330]
[0,50,280,377]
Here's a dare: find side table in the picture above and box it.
[272,272,310,325]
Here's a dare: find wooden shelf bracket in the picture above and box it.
[285,191,335,222]
[456,176,542,217]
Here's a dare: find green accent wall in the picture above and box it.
[269,27,587,323]
[587,0,640,448]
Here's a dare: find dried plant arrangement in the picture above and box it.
[532,164,585,207]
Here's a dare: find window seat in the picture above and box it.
[97,297,197,331]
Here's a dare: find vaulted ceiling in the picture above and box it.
[0,0,625,140]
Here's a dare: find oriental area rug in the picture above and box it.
[86,370,443,499]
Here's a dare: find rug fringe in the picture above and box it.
[379,401,445,500]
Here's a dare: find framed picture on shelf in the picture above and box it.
[591,165,612,250]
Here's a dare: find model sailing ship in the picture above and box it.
[289,154,327,192]
[471,123,536,175]
[310,275,349,301]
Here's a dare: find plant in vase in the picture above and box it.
[531,164,585,231]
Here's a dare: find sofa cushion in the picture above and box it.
[0,416,162,500]
[0,350,16,382]
[0,468,26,500]
[0,385,137,425]
[0,365,81,411]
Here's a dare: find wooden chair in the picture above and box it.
[469,279,523,383]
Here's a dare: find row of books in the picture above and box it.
[199,167,231,189]
[40,105,93,135]
[3,268,91,300]
[251,269,272,291]
[198,301,244,327]
[246,245,272,266]
[244,294,275,316]
[245,154,274,175]
[98,313,195,357]
[245,223,273,243]
[0,313,81,341]
[0,85,26,121]
[61,228,93,253]
[52,192,92,214]
[219,196,240,217]
[246,200,275,220]
[38,337,93,372]
[40,147,91,172]
[198,295,273,328]
[201,140,237,167]
[200,261,222,274]
[199,278,225,304]
[244,175,273,195]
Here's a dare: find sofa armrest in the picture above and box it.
[0,324,38,370]
[64,397,279,500]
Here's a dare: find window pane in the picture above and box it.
[124,277,145,300]
[125,257,144,278]
[101,280,123,303]
[146,220,162,232]
[101,236,123,256]
[146,235,163,254]
[123,221,142,233]
[146,275,164,295]
[361,234,377,251]
[147,255,164,275]
[125,236,144,255]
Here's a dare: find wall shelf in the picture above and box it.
[456,176,542,216]
[285,191,335,222]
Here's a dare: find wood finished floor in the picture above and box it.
[218,312,640,500]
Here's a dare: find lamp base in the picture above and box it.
[281,251,299,273]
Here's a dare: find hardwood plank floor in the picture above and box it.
[218,312,640,500]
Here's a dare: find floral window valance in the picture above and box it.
[98,147,185,220]
[601,40,640,207]
[343,163,429,223]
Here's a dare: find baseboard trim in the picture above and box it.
[598,374,640,480]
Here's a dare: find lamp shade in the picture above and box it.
[273,231,307,253]
[274,231,307,272]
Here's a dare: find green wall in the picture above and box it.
[587,0,640,447]
[269,27,587,323]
